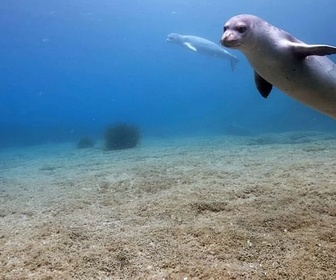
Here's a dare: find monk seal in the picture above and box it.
[220,14,336,118]
[167,33,238,70]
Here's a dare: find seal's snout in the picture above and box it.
[220,32,233,47]
[166,34,174,42]
[220,34,226,46]
[221,31,241,49]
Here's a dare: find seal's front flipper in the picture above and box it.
[291,43,336,58]
[254,71,273,98]
[184,42,197,52]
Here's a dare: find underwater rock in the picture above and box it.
[104,123,141,150]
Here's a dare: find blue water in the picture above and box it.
[1,0,335,147]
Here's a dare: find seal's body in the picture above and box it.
[167,33,238,70]
[221,14,336,118]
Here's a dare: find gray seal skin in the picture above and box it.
[220,14,336,119]
[167,33,239,71]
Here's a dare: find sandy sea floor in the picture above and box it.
[0,132,335,279]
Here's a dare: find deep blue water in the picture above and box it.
[0,0,335,147]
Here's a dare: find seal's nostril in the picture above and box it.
[220,34,228,45]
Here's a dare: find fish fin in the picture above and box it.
[291,43,336,58]
[254,71,273,98]
[230,56,239,71]
[184,42,197,52]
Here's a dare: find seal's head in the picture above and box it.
[220,14,263,50]
[166,33,182,43]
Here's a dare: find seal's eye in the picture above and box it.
[236,25,247,33]
[223,26,228,32]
